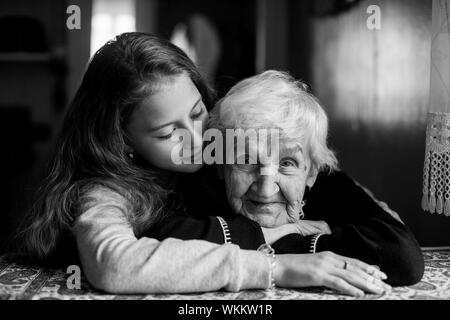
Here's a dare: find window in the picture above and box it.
[90,0,136,56]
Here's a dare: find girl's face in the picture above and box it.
[125,73,208,173]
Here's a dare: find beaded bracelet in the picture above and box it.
[257,243,277,289]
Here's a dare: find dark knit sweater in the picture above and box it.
[145,166,424,286]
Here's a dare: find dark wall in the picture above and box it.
[0,0,69,253]
[157,0,256,97]
[289,0,450,246]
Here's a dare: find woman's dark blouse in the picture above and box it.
[145,166,424,286]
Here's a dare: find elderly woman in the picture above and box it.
[147,70,424,288]
[72,69,421,296]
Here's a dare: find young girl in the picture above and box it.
[18,33,388,296]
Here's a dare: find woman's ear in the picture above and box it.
[306,166,319,188]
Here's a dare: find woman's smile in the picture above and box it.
[243,199,285,214]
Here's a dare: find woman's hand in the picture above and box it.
[290,220,331,236]
[262,220,331,245]
[273,251,392,297]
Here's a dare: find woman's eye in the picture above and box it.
[280,158,298,167]
[236,154,256,165]
[157,128,176,140]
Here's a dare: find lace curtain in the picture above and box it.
[422,0,450,216]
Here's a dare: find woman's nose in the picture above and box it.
[254,174,280,198]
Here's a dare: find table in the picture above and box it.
[1,249,449,300]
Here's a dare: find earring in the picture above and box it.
[128,152,135,159]
[298,200,306,220]
[272,184,280,193]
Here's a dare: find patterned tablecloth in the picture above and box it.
[0,250,449,300]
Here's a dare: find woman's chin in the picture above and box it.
[240,205,288,228]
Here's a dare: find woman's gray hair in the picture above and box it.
[207,70,338,172]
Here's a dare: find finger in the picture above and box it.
[331,254,388,280]
[331,268,388,295]
[343,263,392,293]
[345,258,388,280]
[319,222,331,234]
[320,252,391,293]
[293,223,318,236]
[296,225,318,236]
[294,221,324,233]
[322,275,365,297]
[301,221,331,234]
[307,221,330,232]
[314,222,331,234]
[303,224,326,236]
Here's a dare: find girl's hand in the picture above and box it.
[273,251,392,297]
[262,220,331,245]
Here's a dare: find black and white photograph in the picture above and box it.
[0,0,449,310]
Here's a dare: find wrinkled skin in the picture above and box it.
[221,139,318,228]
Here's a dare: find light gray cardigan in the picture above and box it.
[72,186,271,294]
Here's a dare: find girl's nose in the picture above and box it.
[182,119,203,154]
[190,119,204,150]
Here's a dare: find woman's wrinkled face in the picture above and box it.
[222,139,318,227]
[125,73,208,173]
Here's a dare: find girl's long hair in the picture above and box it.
[16,32,214,265]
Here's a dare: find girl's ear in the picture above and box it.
[124,143,134,154]
[216,164,224,179]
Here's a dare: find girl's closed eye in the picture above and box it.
[156,127,176,140]
[191,102,206,119]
